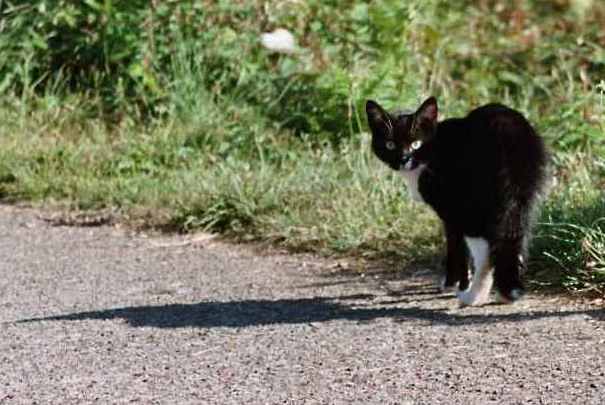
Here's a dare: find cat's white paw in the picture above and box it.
[457,289,489,306]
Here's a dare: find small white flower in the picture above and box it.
[260,28,297,54]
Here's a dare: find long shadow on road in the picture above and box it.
[13,294,605,329]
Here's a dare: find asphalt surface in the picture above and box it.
[1,204,604,404]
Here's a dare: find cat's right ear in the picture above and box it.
[366,100,393,138]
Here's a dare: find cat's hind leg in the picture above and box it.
[457,237,494,306]
[493,199,532,303]
[440,224,469,293]
[493,237,526,303]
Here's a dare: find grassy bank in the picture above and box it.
[0,1,604,294]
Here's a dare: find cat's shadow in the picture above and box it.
[11,253,604,329]
[13,291,604,329]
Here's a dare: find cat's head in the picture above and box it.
[365,96,438,171]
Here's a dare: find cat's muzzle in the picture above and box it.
[400,152,418,171]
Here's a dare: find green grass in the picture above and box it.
[0,0,604,295]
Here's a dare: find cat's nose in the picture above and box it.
[400,153,414,170]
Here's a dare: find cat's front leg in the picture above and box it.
[440,224,469,292]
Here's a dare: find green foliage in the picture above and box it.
[5,0,603,145]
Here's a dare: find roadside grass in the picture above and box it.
[0,96,441,263]
[0,0,604,294]
[531,153,605,294]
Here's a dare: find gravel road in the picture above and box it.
[1,204,604,404]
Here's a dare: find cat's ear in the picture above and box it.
[414,96,438,139]
[416,96,438,124]
[366,100,393,138]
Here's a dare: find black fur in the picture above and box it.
[366,97,548,302]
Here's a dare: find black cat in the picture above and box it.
[366,97,548,306]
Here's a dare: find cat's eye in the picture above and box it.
[411,140,422,150]
[386,141,396,150]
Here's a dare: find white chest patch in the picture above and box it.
[398,164,426,203]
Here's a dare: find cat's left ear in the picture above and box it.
[416,96,438,125]
[412,96,438,141]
